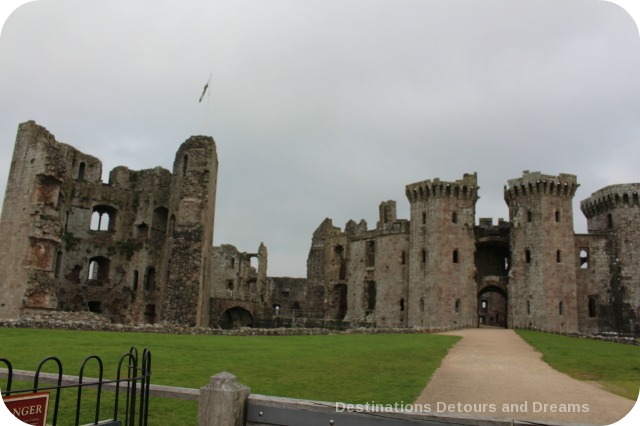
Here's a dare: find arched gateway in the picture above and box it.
[478,281,508,328]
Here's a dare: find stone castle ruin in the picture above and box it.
[0,121,638,335]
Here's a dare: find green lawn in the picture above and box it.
[0,328,459,425]
[516,330,640,401]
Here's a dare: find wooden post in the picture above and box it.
[199,372,251,426]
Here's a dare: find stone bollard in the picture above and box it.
[199,372,251,426]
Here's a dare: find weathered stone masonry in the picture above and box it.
[307,171,639,335]
[0,121,267,328]
[1,121,638,335]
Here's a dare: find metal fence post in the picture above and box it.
[199,372,250,426]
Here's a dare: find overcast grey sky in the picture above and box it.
[1,0,639,277]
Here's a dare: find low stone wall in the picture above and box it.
[0,311,469,336]
[518,325,639,345]
[1,312,638,344]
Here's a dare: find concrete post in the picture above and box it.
[199,372,251,426]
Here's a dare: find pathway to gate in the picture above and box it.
[414,328,636,425]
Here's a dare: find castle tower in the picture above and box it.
[405,173,478,329]
[505,171,579,332]
[580,184,640,334]
[162,135,218,327]
[0,122,103,319]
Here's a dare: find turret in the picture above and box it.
[162,135,218,327]
[505,171,579,331]
[405,173,478,329]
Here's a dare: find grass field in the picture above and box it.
[0,328,460,425]
[516,330,640,401]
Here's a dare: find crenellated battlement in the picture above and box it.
[580,183,640,218]
[405,172,478,203]
[504,171,578,201]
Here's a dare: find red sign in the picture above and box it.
[3,392,49,426]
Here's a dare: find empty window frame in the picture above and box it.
[588,296,597,318]
[579,248,590,269]
[87,256,110,283]
[90,205,117,232]
[366,241,375,267]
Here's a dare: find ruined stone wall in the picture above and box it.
[0,121,101,319]
[405,173,478,328]
[581,184,640,335]
[162,136,218,327]
[57,165,172,325]
[208,243,270,327]
[0,121,178,324]
[305,218,342,318]
[574,234,612,333]
[369,202,409,328]
[506,171,579,332]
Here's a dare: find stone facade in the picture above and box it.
[0,121,266,328]
[307,171,639,335]
[1,121,638,335]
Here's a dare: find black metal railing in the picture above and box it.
[1,347,151,426]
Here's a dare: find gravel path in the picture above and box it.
[414,328,636,425]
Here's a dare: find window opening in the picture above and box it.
[579,249,589,269]
[588,296,597,318]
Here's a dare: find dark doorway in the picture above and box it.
[217,307,254,329]
[478,285,508,328]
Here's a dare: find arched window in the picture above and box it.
[90,205,117,232]
[607,213,613,229]
[525,249,531,264]
[182,154,188,177]
[558,301,564,316]
[556,250,561,263]
[420,298,425,312]
[527,210,532,222]
[555,210,560,222]
[452,249,459,263]
[455,299,461,313]
[579,249,589,269]
[452,212,458,224]
[87,256,110,284]
[400,298,405,312]
[527,300,531,315]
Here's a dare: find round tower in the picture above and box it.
[162,135,218,327]
[405,173,478,329]
[580,183,640,334]
[504,171,579,332]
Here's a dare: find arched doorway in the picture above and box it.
[218,307,254,329]
[478,284,508,328]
